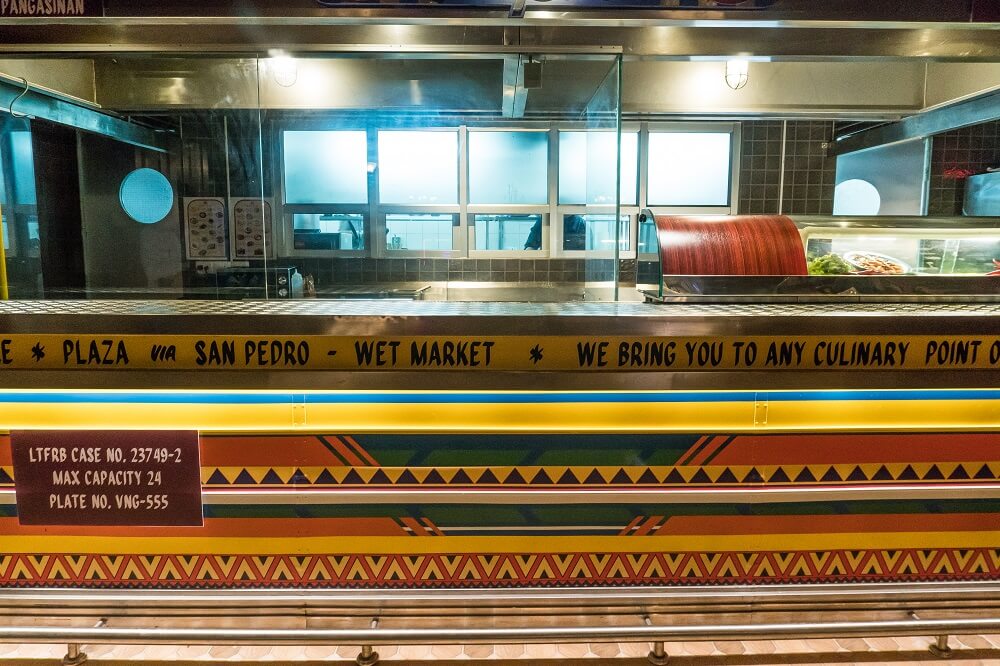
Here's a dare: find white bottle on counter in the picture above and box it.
[290,269,304,298]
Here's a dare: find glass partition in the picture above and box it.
[3,49,994,303]
[0,53,628,301]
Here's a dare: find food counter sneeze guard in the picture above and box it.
[642,211,1000,302]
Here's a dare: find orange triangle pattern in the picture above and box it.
[0,549,995,588]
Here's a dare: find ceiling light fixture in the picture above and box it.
[267,51,298,87]
[725,59,749,90]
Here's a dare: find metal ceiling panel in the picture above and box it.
[0,23,999,60]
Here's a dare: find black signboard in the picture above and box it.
[0,0,100,16]
[11,430,203,526]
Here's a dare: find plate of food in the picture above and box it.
[842,251,910,275]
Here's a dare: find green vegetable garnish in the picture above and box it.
[808,253,852,276]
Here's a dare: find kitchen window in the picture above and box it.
[556,129,640,258]
[638,124,740,264]
[292,213,365,251]
[560,214,631,253]
[375,129,463,257]
[473,214,545,252]
[385,213,457,251]
[468,130,548,205]
[646,131,733,207]
[467,130,550,257]
[378,130,458,205]
[280,129,371,257]
[558,131,639,206]
[282,130,369,205]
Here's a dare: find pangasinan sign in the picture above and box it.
[0,0,93,16]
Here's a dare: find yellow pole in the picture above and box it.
[0,202,8,299]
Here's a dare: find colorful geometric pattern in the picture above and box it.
[5,430,999,489]
[194,463,1000,487]
[1,462,998,490]
[1,392,998,590]
[0,549,997,588]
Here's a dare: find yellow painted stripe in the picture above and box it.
[0,399,997,432]
[1,532,998,555]
[3,334,999,371]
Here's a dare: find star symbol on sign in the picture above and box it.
[30,343,45,361]
[529,345,544,364]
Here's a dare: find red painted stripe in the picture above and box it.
[324,435,366,467]
[619,516,644,536]
[709,433,1000,466]
[399,516,426,535]
[687,436,731,467]
[342,435,379,466]
[200,435,342,467]
[676,435,710,466]
[634,516,666,536]
[421,518,445,537]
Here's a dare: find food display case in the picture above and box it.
[644,211,1000,301]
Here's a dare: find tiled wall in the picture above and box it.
[288,257,630,287]
[738,120,837,216]
[927,120,1000,215]
[741,119,999,218]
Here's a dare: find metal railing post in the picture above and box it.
[62,643,86,666]
[357,617,380,666]
[643,615,668,665]
[929,634,952,658]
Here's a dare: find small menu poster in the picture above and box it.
[231,198,275,259]
[184,197,228,260]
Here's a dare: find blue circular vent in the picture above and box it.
[119,168,174,224]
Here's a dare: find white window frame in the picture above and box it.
[467,127,551,259]
[372,126,464,259]
[553,123,641,259]
[276,125,372,258]
[281,205,370,257]
[273,122,742,265]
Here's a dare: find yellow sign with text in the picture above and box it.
[0,334,998,371]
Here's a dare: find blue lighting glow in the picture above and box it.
[119,168,174,224]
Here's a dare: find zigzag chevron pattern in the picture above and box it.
[0,549,997,588]
[4,463,999,489]
[182,462,1000,487]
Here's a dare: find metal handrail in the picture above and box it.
[5,581,1000,607]
[3,618,1000,646]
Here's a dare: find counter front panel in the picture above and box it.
[0,301,996,591]
[0,388,998,590]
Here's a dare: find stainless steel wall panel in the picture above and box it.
[1,23,999,60]
[94,57,259,110]
[924,62,1000,110]
[622,61,925,117]
[0,57,96,103]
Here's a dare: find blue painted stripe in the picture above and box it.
[0,392,295,404]
[0,389,996,405]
